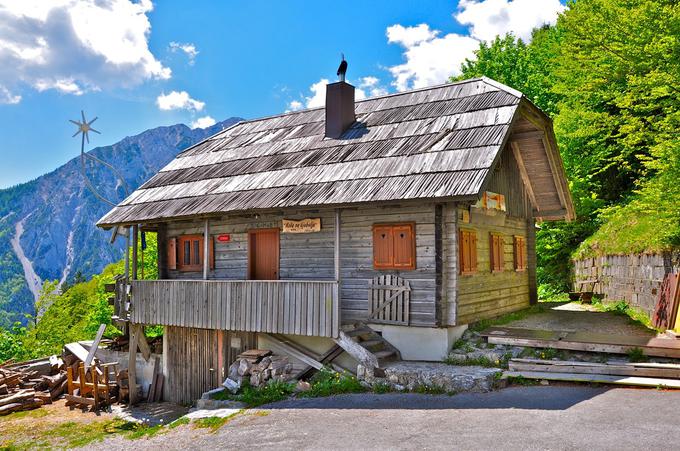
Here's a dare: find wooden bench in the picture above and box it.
[571,279,598,303]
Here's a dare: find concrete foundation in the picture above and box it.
[368,323,468,361]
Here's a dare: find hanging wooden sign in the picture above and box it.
[282,218,321,233]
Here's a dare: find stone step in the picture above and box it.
[345,328,374,339]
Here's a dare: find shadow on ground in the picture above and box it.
[257,385,611,411]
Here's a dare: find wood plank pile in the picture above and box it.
[0,356,66,416]
[223,349,293,393]
[506,358,680,388]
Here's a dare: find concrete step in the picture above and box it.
[358,339,385,351]
[374,350,397,360]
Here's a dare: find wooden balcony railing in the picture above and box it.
[129,280,340,338]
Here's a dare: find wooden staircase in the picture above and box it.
[335,323,400,375]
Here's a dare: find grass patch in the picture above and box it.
[239,380,296,407]
[627,347,649,363]
[193,413,240,432]
[0,408,50,422]
[167,417,191,429]
[507,375,540,386]
[372,381,394,394]
[299,367,366,398]
[590,299,657,331]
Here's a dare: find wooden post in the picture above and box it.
[128,324,139,405]
[124,227,130,281]
[434,204,443,326]
[157,223,168,279]
[334,209,341,333]
[132,225,139,281]
[203,218,209,280]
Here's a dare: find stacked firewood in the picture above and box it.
[0,356,67,416]
[223,349,293,393]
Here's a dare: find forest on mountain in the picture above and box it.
[2,0,678,361]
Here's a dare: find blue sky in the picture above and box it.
[0,0,565,188]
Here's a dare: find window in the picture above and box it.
[372,223,416,270]
[172,234,215,272]
[514,236,526,271]
[490,233,504,273]
[458,229,477,275]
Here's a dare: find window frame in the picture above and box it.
[372,222,416,271]
[513,235,527,272]
[489,232,504,273]
[175,234,214,272]
[458,228,478,275]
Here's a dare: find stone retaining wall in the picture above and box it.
[573,252,680,317]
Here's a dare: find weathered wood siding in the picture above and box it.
[166,209,337,281]
[454,146,534,325]
[132,280,339,337]
[164,326,255,404]
[339,204,437,327]
[162,203,438,328]
[441,203,458,326]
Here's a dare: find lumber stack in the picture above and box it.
[0,357,66,416]
[506,358,680,388]
[223,349,293,393]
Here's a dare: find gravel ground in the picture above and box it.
[93,386,680,450]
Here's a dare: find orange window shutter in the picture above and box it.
[168,237,177,270]
[496,236,505,271]
[490,234,495,271]
[393,224,415,269]
[458,230,465,273]
[373,226,394,268]
[470,232,477,272]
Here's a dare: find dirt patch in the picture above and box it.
[504,302,655,338]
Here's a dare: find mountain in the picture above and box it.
[0,118,243,327]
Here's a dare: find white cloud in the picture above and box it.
[386,24,478,91]
[169,41,198,65]
[287,100,303,112]
[456,0,565,42]
[359,76,388,97]
[0,85,21,104]
[385,1,564,91]
[0,0,170,102]
[386,24,439,47]
[34,78,84,95]
[156,90,205,112]
[190,115,216,129]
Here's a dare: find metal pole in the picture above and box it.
[203,219,209,280]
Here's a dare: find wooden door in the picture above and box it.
[248,228,280,280]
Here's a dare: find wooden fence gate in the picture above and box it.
[368,275,410,325]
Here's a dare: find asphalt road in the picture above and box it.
[97,386,680,450]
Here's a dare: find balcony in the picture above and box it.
[128,279,340,338]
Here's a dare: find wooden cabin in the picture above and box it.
[98,77,574,403]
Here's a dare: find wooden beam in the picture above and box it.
[131,225,138,280]
[157,223,168,280]
[509,358,680,379]
[533,209,568,219]
[510,130,544,141]
[128,324,139,405]
[84,324,106,370]
[334,209,341,282]
[203,219,209,280]
[510,142,538,208]
[136,325,151,362]
[262,334,324,370]
[504,371,680,389]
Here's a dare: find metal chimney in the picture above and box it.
[325,81,355,139]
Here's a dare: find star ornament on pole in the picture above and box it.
[70,110,100,145]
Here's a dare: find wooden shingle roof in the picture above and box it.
[98,77,548,227]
